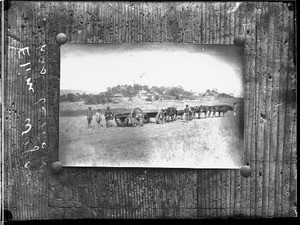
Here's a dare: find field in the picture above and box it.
[59,96,244,168]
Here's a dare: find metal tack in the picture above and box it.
[240,165,251,178]
[56,33,68,45]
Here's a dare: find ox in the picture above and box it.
[207,106,216,117]
[214,103,237,117]
[176,109,185,120]
[165,107,177,122]
[195,105,210,118]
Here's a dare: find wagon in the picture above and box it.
[114,107,146,127]
[114,107,166,127]
[144,108,166,124]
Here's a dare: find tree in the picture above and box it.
[60,94,67,102]
[126,85,135,97]
[81,92,87,101]
[142,85,150,93]
[66,93,80,102]
[133,83,143,95]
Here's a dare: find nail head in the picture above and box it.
[240,165,251,178]
[233,35,246,47]
[51,161,64,174]
[56,33,68,45]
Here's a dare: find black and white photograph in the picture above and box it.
[59,43,244,168]
[2,1,297,221]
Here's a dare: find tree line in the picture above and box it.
[60,84,197,105]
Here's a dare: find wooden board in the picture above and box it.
[2,1,297,220]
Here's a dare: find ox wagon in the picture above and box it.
[114,107,166,127]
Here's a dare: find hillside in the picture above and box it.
[200,89,233,98]
[60,86,235,101]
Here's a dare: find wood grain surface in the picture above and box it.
[2,1,297,219]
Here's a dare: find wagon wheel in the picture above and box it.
[115,116,123,127]
[130,107,144,127]
[143,114,150,123]
[155,110,165,124]
[115,116,128,127]
[123,117,130,126]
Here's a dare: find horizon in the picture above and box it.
[60,86,237,95]
[61,43,244,98]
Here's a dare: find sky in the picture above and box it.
[61,43,244,97]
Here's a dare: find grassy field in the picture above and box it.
[59,97,244,168]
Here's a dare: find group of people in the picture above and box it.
[86,106,114,128]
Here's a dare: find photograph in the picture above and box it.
[59,43,244,168]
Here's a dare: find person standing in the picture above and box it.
[184,104,191,121]
[104,106,114,127]
[87,107,93,128]
[95,109,102,127]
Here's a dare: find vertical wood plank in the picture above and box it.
[254,2,266,217]
[281,3,295,216]
[216,170,221,217]
[239,4,249,216]
[204,3,209,44]
[288,2,297,218]
[265,3,275,217]
[274,2,285,217]
[260,2,271,217]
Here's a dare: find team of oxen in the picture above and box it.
[86,103,237,128]
[162,103,237,122]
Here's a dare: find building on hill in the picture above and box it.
[112,93,123,102]
[113,93,123,98]
[138,90,148,95]
[138,90,149,100]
